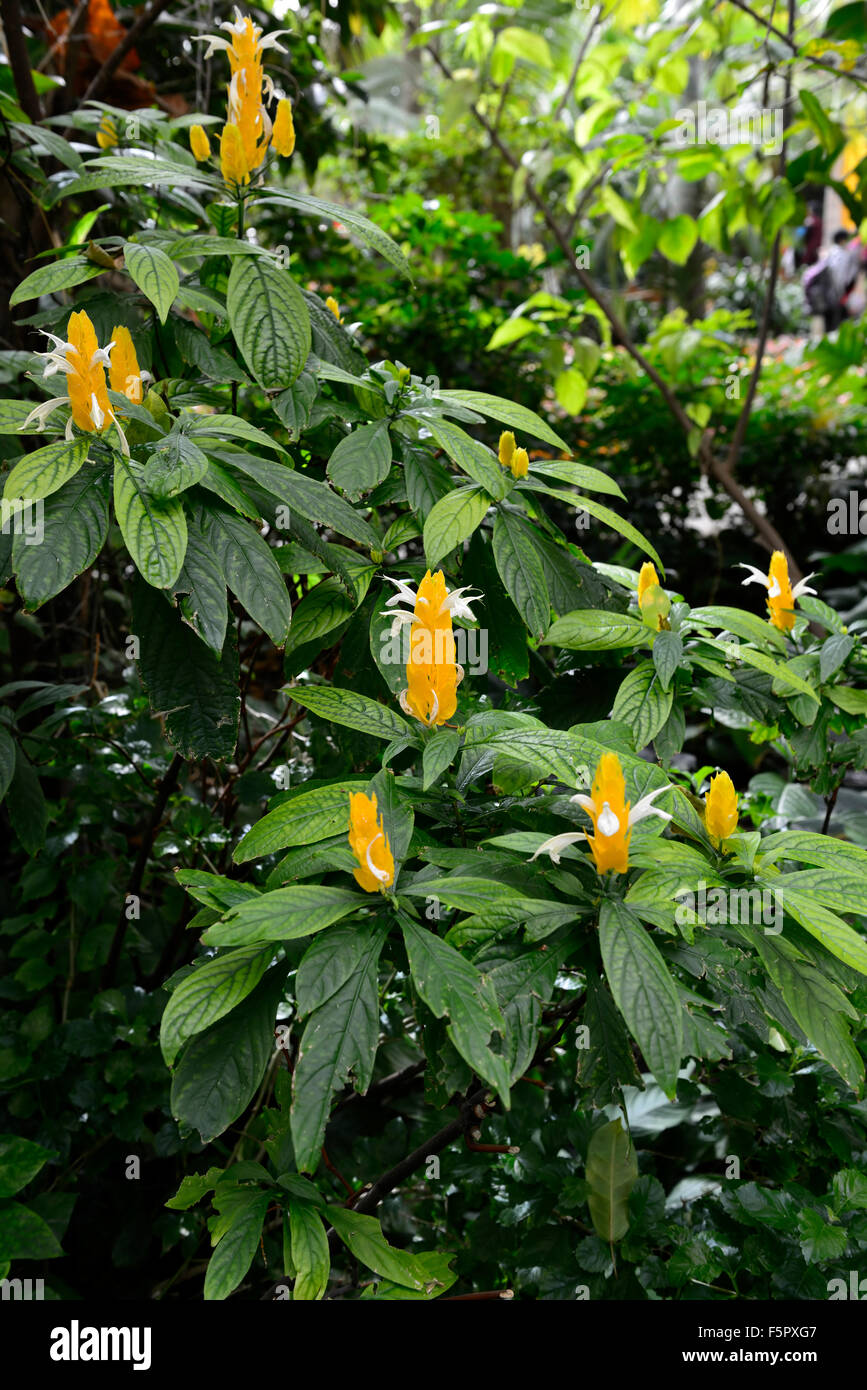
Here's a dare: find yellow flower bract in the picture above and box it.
[348,791,395,893]
[704,771,738,847]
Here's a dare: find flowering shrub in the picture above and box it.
[1,5,867,1305]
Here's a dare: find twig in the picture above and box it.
[1,0,42,121]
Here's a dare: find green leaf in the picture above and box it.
[327,421,392,500]
[400,915,510,1102]
[0,1201,64,1260]
[114,459,187,589]
[744,927,862,1090]
[763,885,867,977]
[422,417,509,499]
[296,922,380,1015]
[327,1207,440,1290]
[732,645,819,702]
[204,885,365,948]
[652,630,683,689]
[51,156,216,204]
[0,727,14,805]
[0,1136,55,1198]
[132,578,240,760]
[819,634,855,683]
[546,609,648,650]
[7,746,47,854]
[123,241,180,323]
[274,372,318,441]
[431,390,569,451]
[291,925,387,1172]
[143,433,208,499]
[528,459,625,500]
[275,470,379,549]
[554,367,587,414]
[171,966,286,1142]
[572,495,661,567]
[226,255,311,389]
[13,461,110,608]
[586,1119,638,1242]
[160,946,274,1066]
[657,215,698,265]
[688,604,786,651]
[172,510,228,653]
[3,438,89,504]
[486,315,538,350]
[198,503,291,645]
[611,661,674,748]
[598,899,683,1098]
[204,1189,270,1300]
[495,25,552,67]
[422,730,461,790]
[262,191,411,278]
[187,414,289,457]
[759,831,867,875]
[235,780,367,863]
[828,685,867,715]
[493,509,549,639]
[424,486,491,567]
[287,1199,330,1300]
[296,685,411,742]
[797,1208,849,1265]
[10,256,104,305]
[577,970,643,1106]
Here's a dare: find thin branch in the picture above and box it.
[1,0,42,121]
[552,2,602,123]
[723,0,867,89]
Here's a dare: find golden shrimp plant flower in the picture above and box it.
[636,561,670,630]
[325,296,343,322]
[271,99,295,157]
[532,752,672,876]
[498,430,528,479]
[219,122,249,189]
[704,771,739,848]
[189,124,212,161]
[739,550,815,632]
[22,310,128,453]
[382,570,481,728]
[348,792,394,893]
[109,325,149,405]
[198,9,292,181]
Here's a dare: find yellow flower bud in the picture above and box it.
[325,296,343,322]
[190,124,211,162]
[220,122,249,189]
[511,447,529,479]
[498,431,516,468]
[704,771,739,848]
[271,99,296,157]
[97,116,118,150]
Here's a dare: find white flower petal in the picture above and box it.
[597,803,620,837]
[569,793,595,814]
[531,832,586,864]
[792,575,817,598]
[365,832,390,882]
[627,786,673,827]
[738,564,771,589]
